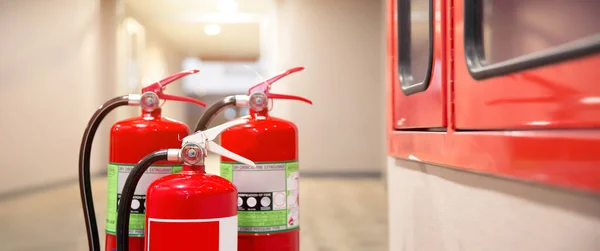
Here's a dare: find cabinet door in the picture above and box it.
[390,0,447,129]
[454,0,600,129]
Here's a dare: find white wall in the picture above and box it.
[118,6,189,124]
[0,0,187,195]
[387,157,600,251]
[268,0,387,173]
[0,0,110,195]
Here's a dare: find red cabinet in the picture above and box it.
[453,0,600,129]
[387,0,600,194]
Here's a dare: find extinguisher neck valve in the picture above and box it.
[180,143,207,165]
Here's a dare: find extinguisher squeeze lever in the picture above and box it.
[137,69,206,111]
[194,66,312,132]
[116,120,256,251]
[248,66,312,108]
[78,69,205,251]
[180,119,256,167]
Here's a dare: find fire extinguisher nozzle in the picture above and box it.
[127,94,142,105]
[167,148,182,162]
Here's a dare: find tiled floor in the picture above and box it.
[0,172,387,251]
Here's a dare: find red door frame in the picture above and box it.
[390,0,447,129]
[387,0,600,194]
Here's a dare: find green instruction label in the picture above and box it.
[105,163,182,236]
[220,161,300,234]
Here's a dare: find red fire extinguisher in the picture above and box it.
[115,119,256,251]
[78,69,206,251]
[194,66,312,251]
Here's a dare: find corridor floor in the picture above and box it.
[0,174,387,251]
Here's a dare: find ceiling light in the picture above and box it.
[204,24,222,36]
[217,0,239,13]
[124,17,141,35]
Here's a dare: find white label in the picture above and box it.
[117,166,174,195]
[147,215,237,251]
[232,166,286,192]
[221,161,300,233]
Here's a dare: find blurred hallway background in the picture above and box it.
[0,0,388,250]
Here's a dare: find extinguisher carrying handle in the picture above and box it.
[141,69,207,107]
[193,67,313,132]
[182,119,256,167]
[116,149,179,251]
[248,66,313,105]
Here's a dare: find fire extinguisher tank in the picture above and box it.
[194,66,310,251]
[105,108,191,251]
[78,69,208,251]
[144,170,238,251]
[221,115,298,162]
[220,113,300,251]
[110,109,190,163]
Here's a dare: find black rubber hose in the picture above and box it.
[116,150,170,251]
[78,95,130,251]
[194,95,237,132]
